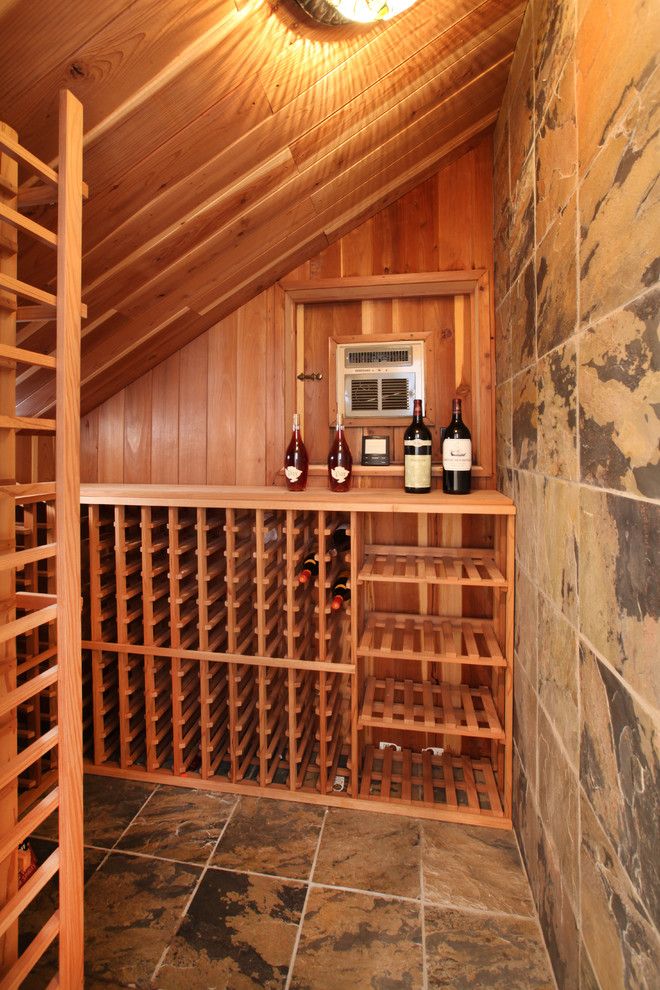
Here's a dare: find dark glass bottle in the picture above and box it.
[330,522,350,555]
[330,572,350,611]
[328,413,352,492]
[403,398,432,494]
[299,552,319,584]
[442,398,472,494]
[284,412,308,492]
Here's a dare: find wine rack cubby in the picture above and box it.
[81,486,514,828]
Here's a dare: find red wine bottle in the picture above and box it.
[328,413,352,492]
[299,552,319,584]
[330,572,350,611]
[442,398,472,494]
[284,413,308,492]
[404,398,432,494]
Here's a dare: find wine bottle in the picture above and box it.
[403,398,432,494]
[328,413,352,492]
[284,412,308,492]
[330,572,350,611]
[299,552,319,584]
[330,522,350,555]
[442,398,472,494]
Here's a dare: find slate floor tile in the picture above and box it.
[289,885,423,990]
[422,820,535,915]
[83,851,201,986]
[425,906,556,989]
[116,785,238,864]
[156,867,306,989]
[312,806,421,899]
[211,795,325,880]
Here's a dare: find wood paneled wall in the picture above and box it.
[81,138,494,486]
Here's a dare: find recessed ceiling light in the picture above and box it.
[294,0,417,25]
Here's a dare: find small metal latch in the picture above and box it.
[297,372,323,381]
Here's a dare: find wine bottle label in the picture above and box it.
[285,465,303,482]
[404,438,432,451]
[442,438,472,470]
[330,465,350,483]
[405,454,431,488]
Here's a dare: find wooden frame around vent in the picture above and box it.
[280,270,494,478]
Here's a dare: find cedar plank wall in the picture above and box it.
[79,139,494,486]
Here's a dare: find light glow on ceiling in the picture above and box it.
[329,0,417,20]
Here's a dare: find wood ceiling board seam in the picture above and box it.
[113,196,320,321]
[80,149,297,307]
[309,66,509,212]
[319,116,500,243]
[75,3,293,190]
[289,2,524,171]
[16,76,274,288]
[0,0,134,123]
[135,83,500,315]
[291,38,518,188]
[1,0,234,168]
[79,91,282,286]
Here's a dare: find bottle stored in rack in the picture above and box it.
[299,552,319,584]
[330,572,350,611]
[330,522,350,555]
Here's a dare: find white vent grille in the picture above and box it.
[336,340,425,419]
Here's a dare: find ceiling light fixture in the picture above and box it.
[293,0,417,25]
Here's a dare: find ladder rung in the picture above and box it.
[0,787,59,867]
[0,201,57,248]
[0,271,56,309]
[17,180,88,207]
[0,603,57,644]
[16,305,57,323]
[0,413,56,433]
[0,482,57,503]
[0,342,56,369]
[0,665,58,721]
[0,131,58,188]
[2,907,60,989]
[15,591,58,610]
[0,848,60,940]
[0,725,59,794]
[0,543,57,573]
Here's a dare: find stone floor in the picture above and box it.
[22,774,557,989]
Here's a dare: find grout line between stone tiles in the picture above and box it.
[284,805,328,990]
[83,782,162,877]
[149,793,242,985]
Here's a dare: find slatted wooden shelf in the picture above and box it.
[79,488,514,829]
[357,612,505,666]
[360,545,506,587]
[358,745,505,820]
[360,677,504,739]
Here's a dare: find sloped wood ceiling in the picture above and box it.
[0,0,524,417]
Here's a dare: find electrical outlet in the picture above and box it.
[378,741,401,751]
[422,746,444,756]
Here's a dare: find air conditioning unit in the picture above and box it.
[336,340,425,420]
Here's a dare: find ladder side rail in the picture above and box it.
[54,89,85,990]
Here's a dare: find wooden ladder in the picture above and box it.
[0,90,85,989]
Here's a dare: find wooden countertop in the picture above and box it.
[80,484,515,515]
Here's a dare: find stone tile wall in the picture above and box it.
[493,1,659,987]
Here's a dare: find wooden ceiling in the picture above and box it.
[0,0,524,417]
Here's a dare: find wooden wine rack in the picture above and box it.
[80,485,514,828]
